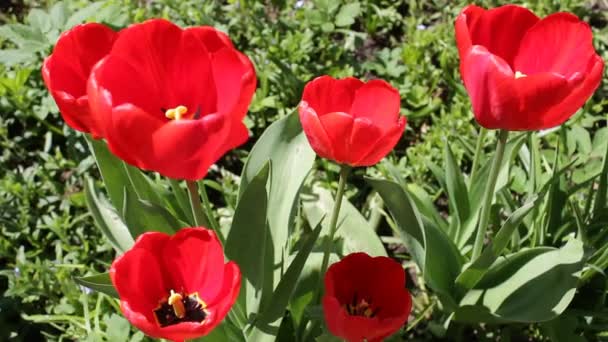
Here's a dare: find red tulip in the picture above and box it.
[323,253,411,342]
[88,19,256,180]
[42,23,117,137]
[110,228,241,342]
[298,76,406,166]
[455,5,604,131]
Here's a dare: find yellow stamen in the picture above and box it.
[165,105,188,120]
[515,71,527,79]
[168,290,186,319]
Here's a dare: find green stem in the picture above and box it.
[470,127,487,181]
[198,180,224,243]
[471,129,509,260]
[186,180,209,228]
[316,165,351,300]
[528,133,538,247]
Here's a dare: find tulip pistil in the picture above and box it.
[154,291,208,327]
[345,293,377,318]
[165,105,188,120]
[515,71,527,79]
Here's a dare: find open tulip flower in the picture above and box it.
[88,19,256,180]
[456,4,604,131]
[110,228,240,342]
[42,23,117,137]
[299,75,406,166]
[323,253,412,342]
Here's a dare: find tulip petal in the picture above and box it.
[355,117,405,166]
[151,114,227,180]
[42,23,116,135]
[301,76,363,116]
[109,19,180,95]
[515,13,597,78]
[347,118,383,166]
[211,47,257,120]
[539,56,604,128]
[298,103,335,160]
[110,248,168,321]
[162,228,226,300]
[169,29,216,117]
[461,4,539,66]
[349,79,401,132]
[318,112,354,164]
[206,261,241,324]
[106,103,164,170]
[188,26,235,52]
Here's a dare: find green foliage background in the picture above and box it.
[0,0,606,340]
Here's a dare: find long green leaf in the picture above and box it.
[74,273,118,298]
[455,239,584,323]
[445,144,470,226]
[368,177,463,309]
[226,162,271,317]
[122,188,181,237]
[87,136,133,215]
[257,221,323,324]
[84,177,133,253]
[239,112,316,288]
[302,185,386,257]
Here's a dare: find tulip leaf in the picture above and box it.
[456,195,539,289]
[593,134,608,217]
[122,188,181,237]
[87,136,134,216]
[457,157,580,289]
[226,162,272,318]
[169,178,195,225]
[239,111,316,288]
[122,163,163,206]
[74,273,118,298]
[445,143,471,228]
[257,220,323,324]
[455,239,584,323]
[84,177,133,253]
[302,185,387,257]
[368,177,463,309]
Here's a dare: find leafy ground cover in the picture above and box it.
[1,0,607,341]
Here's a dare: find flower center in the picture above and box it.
[165,105,189,120]
[154,290,208,327]
[344,293,378,318]
[514,71,527,79]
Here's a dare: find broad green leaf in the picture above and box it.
[458,157,580,289]
[84,177,133,253]
[406,184,448,232]
[455,239,584,323]
[456,195,539,289]
[302,185,386,257]
[122,188,181,237]
[65,2,106,28]
[123,164,163,205]
[257,221,323,324]
[335,2,361,27]
[87,136,134,215]
[49,2,69,29]
[226,162,271,317]
[541,315,586,342]
[74,273,118,298]
[368,178,462,309]
[239,112,315,287]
